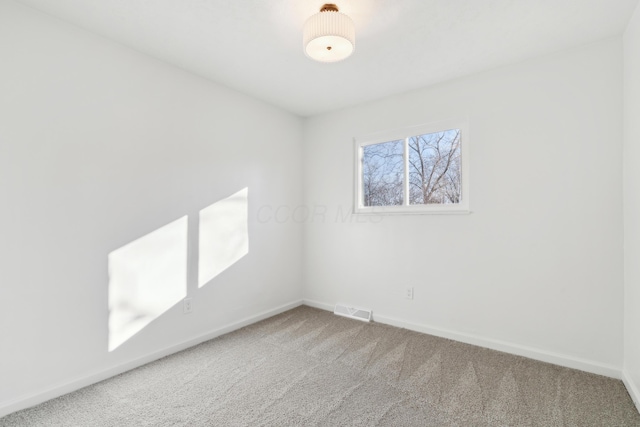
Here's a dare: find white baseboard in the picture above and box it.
[302,298,621,379]
[622,370,640,414]
[302,299,335,312]
[0,299,303,419]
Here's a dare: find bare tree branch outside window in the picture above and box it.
[362,140,404,206]
[361,129,461,208]
[408,129,461,205]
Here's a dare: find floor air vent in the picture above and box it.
[334,304,372,323]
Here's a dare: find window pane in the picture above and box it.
[362,140,404,206]
[408,129,461,205]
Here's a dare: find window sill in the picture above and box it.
[354,206,471,216]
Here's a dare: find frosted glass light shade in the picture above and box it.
[303,8,355,63]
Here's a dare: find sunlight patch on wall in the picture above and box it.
[198,188,249,288]
[108,216,188,351]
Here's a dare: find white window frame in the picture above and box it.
[354,120,470,215]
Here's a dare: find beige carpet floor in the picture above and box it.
[2,305,639,426]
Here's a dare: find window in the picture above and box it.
[354,121,469,214]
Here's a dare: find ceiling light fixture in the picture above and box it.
[303,4,355,63]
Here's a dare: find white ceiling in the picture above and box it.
[16,0,640,117]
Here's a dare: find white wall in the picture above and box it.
[0,0,303,414]
[624,2,640,411]
[302,38,624,375]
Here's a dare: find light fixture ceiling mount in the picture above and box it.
[303,3,355,63]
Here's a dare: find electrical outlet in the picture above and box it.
[183,298,193,314]
[405,287,414,300]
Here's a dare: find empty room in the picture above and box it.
[2,0,640,425]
